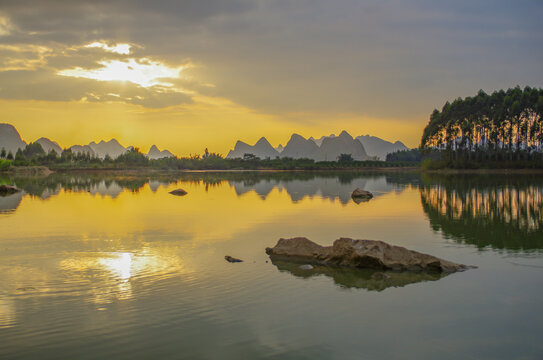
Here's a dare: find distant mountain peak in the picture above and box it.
[255,137,271,146]
[235,140,249,147]
[339,130,352,139]
[290,133,306,141]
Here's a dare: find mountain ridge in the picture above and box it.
[226,131,407,161]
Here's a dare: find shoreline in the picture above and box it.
[3,166,543,176]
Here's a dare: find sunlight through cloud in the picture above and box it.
[85,41,131,55]
[58,58,184,88]
[0,16,13,36]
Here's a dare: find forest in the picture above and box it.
[420,86,543,168]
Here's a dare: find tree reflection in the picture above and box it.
[420,174,543,251]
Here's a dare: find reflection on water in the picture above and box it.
[0,192,23,214]
[270,259,447,291]
[0,299,15,328]
[1,171,411,204]
[421,175,543,251]
[58,247,186,304]
[1,171,543,359]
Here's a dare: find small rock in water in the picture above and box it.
[16,287,36,291]
[351,188,373,200]
[371,272,391,280]
[299,264,314,270]
[225,255,243,263]
[169,189,188,196]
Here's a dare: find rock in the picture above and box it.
[169,189,188,196]
[351,188,373,200]
[371,272,391,280]
[0,185,21,196]
[299,264,314,270]
[8,166,52,176]
[266,237,475,273]
[225,255,243,263]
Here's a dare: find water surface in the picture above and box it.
[1,171,542,359]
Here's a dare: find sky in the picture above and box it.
[0,0,542,155]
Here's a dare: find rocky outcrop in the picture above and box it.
[0,185,21,196]
[88,139,128,159]
[356,135,408,161]
[226,137,280,159]
[280,133,319,159]
[0,123,26,154]
[266,237,475,273]
[69,145,96,157]
[147,145,175,160]
[313,131,368,161]
[35,138,62,155]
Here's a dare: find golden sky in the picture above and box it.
[0,1,541,155]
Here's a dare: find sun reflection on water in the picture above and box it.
[58,248,185,304]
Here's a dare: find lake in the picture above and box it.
[1,171,542,359]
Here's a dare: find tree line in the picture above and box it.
[420,86,543,166]
[0,143,414,171]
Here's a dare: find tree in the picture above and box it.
[420,86,543,165]
[7,151,13,160]
[0,148,5,158]
[337,153,354,162]
[243,153,259,161]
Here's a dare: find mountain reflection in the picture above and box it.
[0,171,413,205]
[420,175,543,251]
[270,259,447,291]
[0,192,23,214]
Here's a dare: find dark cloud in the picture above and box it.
[0,0,541,117]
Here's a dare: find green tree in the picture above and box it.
[337,153,354,162]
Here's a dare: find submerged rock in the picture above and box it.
[265,237,475,273]
[225,255,243,263]
[299,264,314,270]
[351,188,373,200]
[169,189,188,196]
[0,185,21,196]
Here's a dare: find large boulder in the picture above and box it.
[266,237,475,273]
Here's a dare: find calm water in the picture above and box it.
[1,171,542,360]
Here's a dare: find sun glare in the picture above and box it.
[58,58,183,87]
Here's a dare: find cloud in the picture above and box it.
[0,15,13,36]
[84,41,131,55]
[58,58,185,88]
[0,0,541,119]
[0,68,193,108]
[0,35,196,108]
